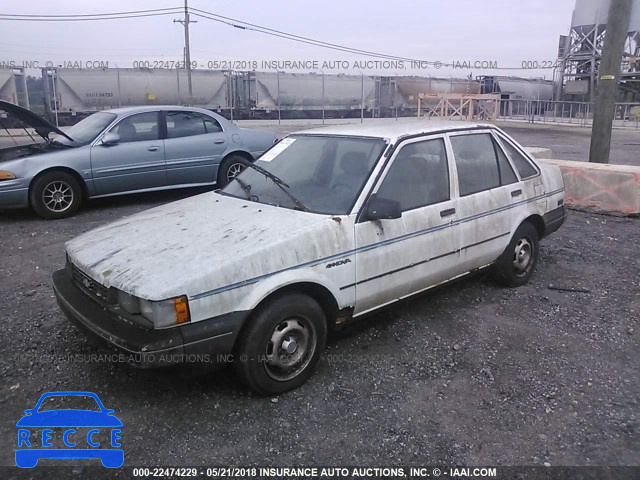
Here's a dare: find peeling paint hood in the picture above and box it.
[65,192,329,300]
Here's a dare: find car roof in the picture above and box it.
[290,119,497,142]
[101,105,219,116]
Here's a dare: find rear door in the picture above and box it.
[163,110,228,186]
[353,135,459,315]
[90,111,166,195]
[447,130,521,273]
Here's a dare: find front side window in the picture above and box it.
[221,135,387,215]
[166,111,222,138]
[450,133,501,196]
[109,112,159,143]
[376,138,450,211]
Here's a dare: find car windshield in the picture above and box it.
[221,134,387,215]
[37,395,101,412]
[55,112,117,146]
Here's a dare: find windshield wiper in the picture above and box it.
[233,176,253,200]
[243,162,309,212]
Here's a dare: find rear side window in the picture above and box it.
[501,139,538,179]
[166,111,223,138]
[450,133,500,196]
[376,138,450,211]
[493,137,518,185]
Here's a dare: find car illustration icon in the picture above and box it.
[15,391,123,468]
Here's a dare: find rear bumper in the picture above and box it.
[52,268,248,368]
[543,205,566,237]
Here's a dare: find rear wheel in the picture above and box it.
[30,171,82,219]
[234,293,327,395]
[492,222,539,287]
[217,154,249,188]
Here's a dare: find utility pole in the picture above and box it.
[588,0,632,163]
[174,0,196,104]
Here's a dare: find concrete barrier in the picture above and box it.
[538,159,640,216]
[524,147,552,159]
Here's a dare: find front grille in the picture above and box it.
[69,263,114,305]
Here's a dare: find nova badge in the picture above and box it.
[326,258,351,269]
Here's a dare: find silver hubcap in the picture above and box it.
[513,238,533,276]
[43,181,74,212]
[264,318,315,382]
[226,163,245,182]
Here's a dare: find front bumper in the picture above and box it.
[0,179,29,209]
[52,268,248,368]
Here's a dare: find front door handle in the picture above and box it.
[147,146,160,152]
[511,189,522,197]
[440,208,456,218]
[214,139,226,144]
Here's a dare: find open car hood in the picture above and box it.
[0,100,73,142]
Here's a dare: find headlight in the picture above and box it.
[117,290,139,314]
[139,295,190,328]
[116,290,190,328]
[0,171,16,180]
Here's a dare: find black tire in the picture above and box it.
[30,170,82,220]
[217,154,249,188]
[492,222,539,287]
[234,293,327,395]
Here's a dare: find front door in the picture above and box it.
[353,135,459,315]
[90,111,166,195]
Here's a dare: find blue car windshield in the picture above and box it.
[37,395,101,412]
[56,112,117,146]
[221,135,387,215]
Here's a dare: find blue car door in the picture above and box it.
[163,110,228,186]
[89,111,167,195]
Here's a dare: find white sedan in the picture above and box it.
[53,120,566,395]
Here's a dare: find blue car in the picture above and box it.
[15,391,123,468]
[0,100,277,219]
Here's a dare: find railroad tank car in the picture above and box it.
[47,68,229,112]
[0,71,18,105]
[244,72,377,118]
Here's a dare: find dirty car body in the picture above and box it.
[53,120,566,395]
[0,100,276,218]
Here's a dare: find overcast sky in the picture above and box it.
[1,0,576,78]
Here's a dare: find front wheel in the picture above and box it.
[30,171,83,219]
[234,293,327,395]
[492,222,539,287]
[217,155,249,188]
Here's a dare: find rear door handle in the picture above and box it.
[440,208,456,218]
[214,139,226,144]
[511,189,522,197]
[147,146,160,152]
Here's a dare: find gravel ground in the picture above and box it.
[0,190,638,471]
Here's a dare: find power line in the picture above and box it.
[189,9,436,66]
[0,8,183,22]
[0,7,182,18]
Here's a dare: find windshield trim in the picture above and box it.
[59,111,118,146]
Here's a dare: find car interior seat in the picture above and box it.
[117,122,137,142]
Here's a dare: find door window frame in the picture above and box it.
[97,110,162,144]
[447,129,520,197]
[356,133,455,222]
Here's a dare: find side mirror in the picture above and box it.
[24,409,34,415]
[365,194,401,221]
[101,132,120,146]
